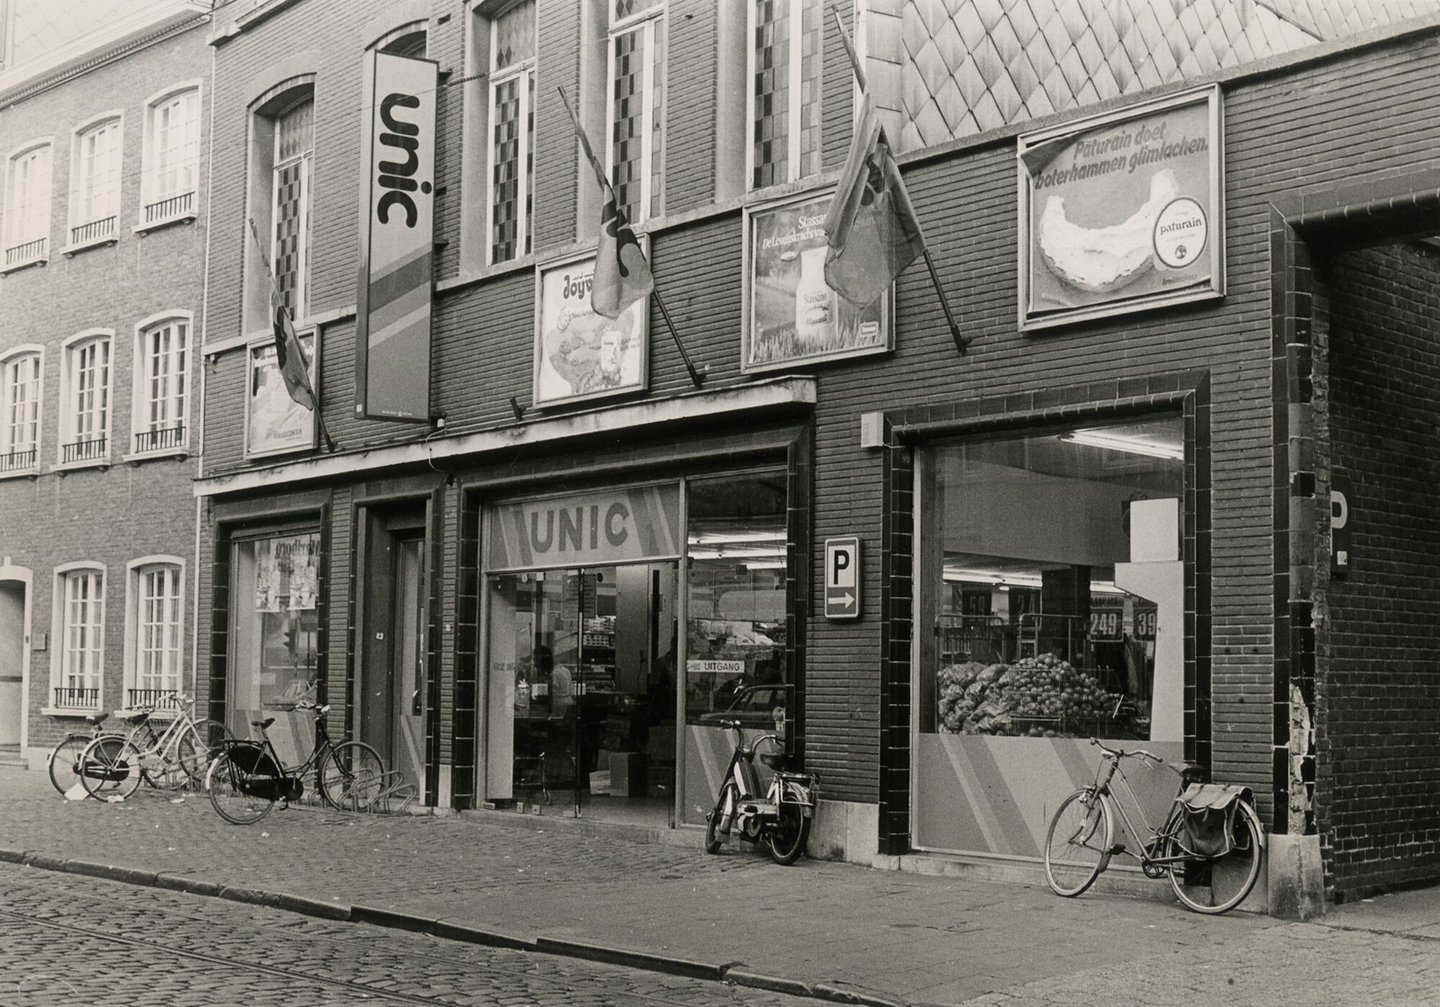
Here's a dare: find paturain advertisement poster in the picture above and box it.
[743,191,889,371]
[1018,86,1223,328]
[534,251,647,407]
[246,332,316,457]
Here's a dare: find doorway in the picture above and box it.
[0,579,26,753]
[360,505,429,796]
[486,562,677,825]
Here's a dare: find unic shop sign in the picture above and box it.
[488,485,681,571]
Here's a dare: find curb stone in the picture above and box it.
[723,968,815,996]
[812,982,913,1007]
[352,904,440,933]
[217,884,280,908]
[154,872,223,897]
[534,936,728,980]
[430,917,537,952]
[0,847,27,864]
[63,859,159,887]
[273,891,352,921]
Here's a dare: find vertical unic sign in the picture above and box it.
[356,50,437,421]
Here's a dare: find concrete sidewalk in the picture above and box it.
[2,764,1438,1006]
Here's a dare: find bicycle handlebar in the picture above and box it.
[1089,737,1163,766]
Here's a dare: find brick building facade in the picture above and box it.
[0,3,210,764]
[152,0,1440,914]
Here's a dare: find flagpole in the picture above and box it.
[830,7,970,355]
[652,288,705,388]
[246,218,338,451]
[558,86,705,387]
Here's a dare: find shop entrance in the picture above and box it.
[0,579,25,751]
[488,563,677,825]
[359,506,429,795]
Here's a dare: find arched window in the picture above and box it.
[68,114,123,248]
[0,347,42,473]
[52,564,106,711]
[247,80,315,330]
[59,330,112,468]
[132,314,190,455]
[142,84,201,227]
[125,558,185,707]
[3,140,52,270]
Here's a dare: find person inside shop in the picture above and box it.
[648,642,677,721]
[543,647,575,713]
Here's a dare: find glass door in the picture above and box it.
[486,563,676,824]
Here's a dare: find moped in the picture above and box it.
[703,717,818,865]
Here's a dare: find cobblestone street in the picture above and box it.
[4,766,1440,1005]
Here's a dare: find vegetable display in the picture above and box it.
[937,654,1125,736]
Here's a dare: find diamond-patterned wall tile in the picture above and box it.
[892,0,1440,152]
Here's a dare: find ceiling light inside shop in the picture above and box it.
[688,531,787,546]
[1060,429,1184,460]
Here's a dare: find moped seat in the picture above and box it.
[760,752,802,772]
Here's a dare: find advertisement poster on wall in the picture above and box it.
[534,249,648,407]
[1017,85,1224,330]
[246,331,316,457]
[742,191,890,372]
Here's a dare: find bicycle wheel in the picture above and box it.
[206,749,275,825]
[766,802,811,865]
[704,782,738,854]
[79,736,143,801]
[316,741,385,811]
[175,719,232,786]
[1043,789,1113,897]
[47,734,95,797]
[1169,800,1264,914]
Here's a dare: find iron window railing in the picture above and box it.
[134,425,185,453]
[53,686,99,709]
[62,437,107,464]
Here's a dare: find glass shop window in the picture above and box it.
[919,415,1185,743]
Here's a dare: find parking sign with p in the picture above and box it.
[824,536,860,620]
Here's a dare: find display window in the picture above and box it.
[227,530,320,766]
[480,469,791,830]
[681,471,788,826]
[914,414,1186,856]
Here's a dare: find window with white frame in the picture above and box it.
[272,96,314,319]
[487,1,534,265]
[143,86,200,226]
[55,567,104,709]
[128,561,183,707]
[4,141,52,268]
[749,0,823,190]
[608,1,665,225]
[60,332,111,466]
[133,317,188,455]
[69,116,123,246]
[0,349,41,472]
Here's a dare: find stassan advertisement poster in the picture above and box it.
[247,332,316,457]
[534,250,648,407]
[743,191,890,372]
[1018,85,1223,329]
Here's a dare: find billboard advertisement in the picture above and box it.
[356,50,438,421]
[533,248,649,407]
[742,190,890,372]
[1018,85,1224,329]
[246,331,317,457]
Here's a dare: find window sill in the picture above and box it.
[41,706,102,718]
[134,212,198,236]
[123,446,188,464]
[54,457,110,474]
[61,234,118,257]
[0,254,47,275]
[0,467,40,481]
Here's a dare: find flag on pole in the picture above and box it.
[823,90,926,309]
[559,88,654,319]
[272,300,317,412]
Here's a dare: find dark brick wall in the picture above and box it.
[0,24,210,752]
[1315,242,1440,899]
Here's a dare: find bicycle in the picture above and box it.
[46,712,123,799]
[77,694,231,801]
[204,700,385,825]
[1043,738,1264,914]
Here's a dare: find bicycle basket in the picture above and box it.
[1178,783,1251,858]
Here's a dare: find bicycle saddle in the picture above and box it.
[120,711,149,724]
[251,717,276,730]
[84,713,108,726]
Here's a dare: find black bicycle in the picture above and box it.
[204,700,384,825]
